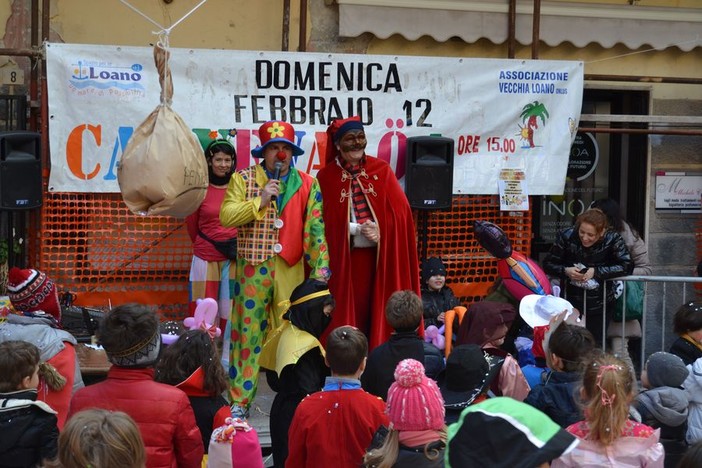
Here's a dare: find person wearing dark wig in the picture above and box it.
[317,116,421,349]
[186,133,239,342]
[155,329,229,452]
[260,278,335,468]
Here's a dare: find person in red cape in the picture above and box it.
[317,116,421,349]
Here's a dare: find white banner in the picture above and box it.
[46,43,583,194]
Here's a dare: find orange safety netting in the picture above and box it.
[416,195,533,305]
[31,193,532,320]
[33,192,191,320]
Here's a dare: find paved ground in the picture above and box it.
[247,377,275,467]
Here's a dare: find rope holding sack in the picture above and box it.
[118,0,208,106]
[116,0,210,218]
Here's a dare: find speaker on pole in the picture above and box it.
[0,131,42,210]
[405,136,454,210]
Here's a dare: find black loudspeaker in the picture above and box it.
[0,131,42,210]
[405,136,454,210]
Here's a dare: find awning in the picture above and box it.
[338,0,702,52]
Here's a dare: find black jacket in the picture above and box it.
[421,287,460,329]
[543,227,633,315]
[362,331,445,401]
[669,336,702,366]
[0,389,58,468]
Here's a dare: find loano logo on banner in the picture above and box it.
[68,59,146,99]
[46,43,584,195]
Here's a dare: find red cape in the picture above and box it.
[317,156,421,349]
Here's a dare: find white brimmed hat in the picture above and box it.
[519,294,574,328]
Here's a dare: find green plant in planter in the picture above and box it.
[0,239,21,264]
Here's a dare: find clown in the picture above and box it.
[219,120,330,416]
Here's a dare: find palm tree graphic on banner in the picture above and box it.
[518,101,549,148]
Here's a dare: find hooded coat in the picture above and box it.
[683,358,702,445]
[0,389,58,467]
[634,387,688,468]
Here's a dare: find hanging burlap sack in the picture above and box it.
[118,43,207,217]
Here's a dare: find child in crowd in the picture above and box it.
[633,351,689,468]
[525,323,596,428]
[669,301,702,365]
[445,397,579,467]
[363,290,444,401]
[420,257,460,329]
[260,279,334,468]
[2,266,84,429]
[0,340,59,467]
[286,326,389,467]
[68,303,203,467]
[155,328,229,453]
[456,301,530,400]
[438,344,503,424]
[551,353,664,467]
[45,408,145,468]
[364,359,446,467]
[518,294,578,388]
[683,354,702,445]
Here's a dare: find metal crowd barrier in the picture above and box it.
[565,275,702,374]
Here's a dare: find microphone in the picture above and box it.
[271,151,286,202]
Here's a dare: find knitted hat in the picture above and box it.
[646,351,689,388]
[446,397,578,468]
[439,344,504,409]
[386,359,445,431]
[7,267,62,321]
[421,257,447,284]
[251,121,304,158]
[324,116,364,163]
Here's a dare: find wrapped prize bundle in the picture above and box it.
[118,43,207,217]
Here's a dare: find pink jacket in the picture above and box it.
[552,430,664,467]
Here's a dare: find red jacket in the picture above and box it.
[68,366,204,468]
[286,388,389,468]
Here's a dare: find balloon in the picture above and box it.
[183,297,222,339]
[473,220,512,259]
[424,325,446,350]
[497,251,552,301]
